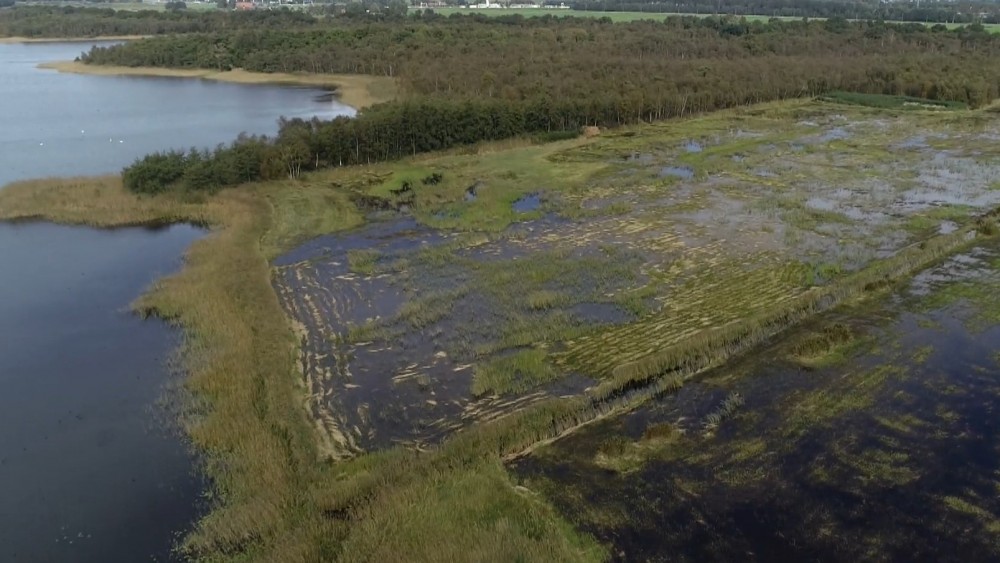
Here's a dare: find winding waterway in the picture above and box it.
[0,41,353,561]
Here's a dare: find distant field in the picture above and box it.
[433,7,670,22]
[17,1,219,11]
[433,7,1000,31]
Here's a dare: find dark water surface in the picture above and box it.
[0,222,203,562]
[0,41,350,561]
[513,244,1000,562]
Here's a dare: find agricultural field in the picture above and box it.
[434,7,1000,32]
[15,1,219,11]
[271,98,1000,459]
[432,7,671,22]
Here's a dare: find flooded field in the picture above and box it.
[510,242,1000,562]
[273,100,1000,463]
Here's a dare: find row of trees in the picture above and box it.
[103,15,1000,193]
[0,6,316,38]
[85,16,1000,102]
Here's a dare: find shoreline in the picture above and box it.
[38,60,398,109]
[0,35,150,44]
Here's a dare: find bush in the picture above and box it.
[122,150,189,194]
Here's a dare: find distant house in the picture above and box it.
[235,0,255,9]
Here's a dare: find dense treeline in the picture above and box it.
[572,0,1000,24]
[83,15,1000,101]
[0,6,315,37]
[123,99,586,193]
[111,15,1000,193]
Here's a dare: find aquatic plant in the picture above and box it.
[702,391,746,431]
[473,348,557,397]
[347,248,381,276]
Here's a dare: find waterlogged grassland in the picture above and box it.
[513,243,1000,561]
[274,100,1000,458]
[4,99,1000,561]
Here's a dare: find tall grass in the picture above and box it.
[473,347,557,397]
[0,176,604,562]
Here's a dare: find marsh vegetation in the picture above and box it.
[3,95,1000,561]
[513,241,1000,562]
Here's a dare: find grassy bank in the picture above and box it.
[39,61,399,109]
[0,175,603,561]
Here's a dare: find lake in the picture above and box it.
[0,41,354,186]
[0,41,353,562]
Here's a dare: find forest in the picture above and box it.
[0,5,317,37]
[88,15,1000,193]
[571,0,1000,24]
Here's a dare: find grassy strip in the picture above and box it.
[0,176,602,561]
[39,61,398,109]
[819,90,968,111]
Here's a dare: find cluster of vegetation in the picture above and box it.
[818,90,970,110]
[103,15,1000,193]
[0,5,315,37]
[572,0,1000,24]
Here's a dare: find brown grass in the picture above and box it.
[39,61,399,109]
[0,176,211,226]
